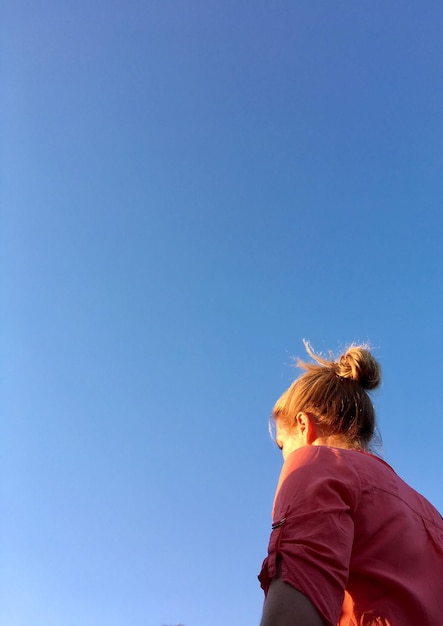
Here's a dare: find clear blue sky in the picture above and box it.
[1,2,442,625]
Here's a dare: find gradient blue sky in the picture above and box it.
[2,2,443,625]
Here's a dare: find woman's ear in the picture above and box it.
[295,412,318,445]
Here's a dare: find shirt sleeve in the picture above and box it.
[258,446,361,626]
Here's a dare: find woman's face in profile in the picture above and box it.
[275,420,305,460]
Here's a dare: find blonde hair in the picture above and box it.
[273,341,382,450]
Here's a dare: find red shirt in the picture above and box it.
[258,445,443,626]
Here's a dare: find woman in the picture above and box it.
[259,342,443,626]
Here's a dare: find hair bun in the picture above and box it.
[337,346,381,390]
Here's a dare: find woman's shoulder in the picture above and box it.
[274,445,364,517]
[279,445,363,490]
[285,444,366,467]
[287,444,394,471]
